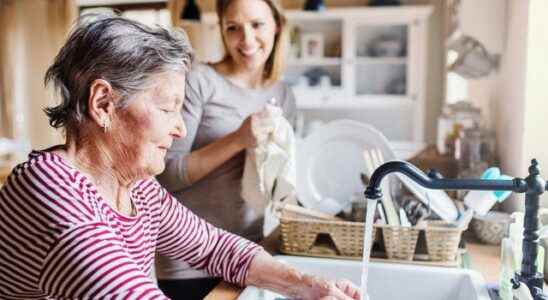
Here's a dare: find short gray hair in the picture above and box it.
[44,14,193,135]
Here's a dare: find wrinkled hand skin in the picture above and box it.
[297,275,361,300]
[246,251,361,300]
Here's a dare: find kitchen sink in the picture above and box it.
[238,255,491,300]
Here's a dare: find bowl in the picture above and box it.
[368,38,404,57]
[471,211,512,245]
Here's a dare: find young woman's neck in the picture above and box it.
[217,58,267,89]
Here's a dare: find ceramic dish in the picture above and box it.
[296,120,395,215]
[296,120,459,221]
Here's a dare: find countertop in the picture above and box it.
[204,229,502,300]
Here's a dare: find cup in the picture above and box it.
[319,75,331,89]
[295,76,309,88]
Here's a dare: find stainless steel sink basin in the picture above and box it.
[238,255,491,300]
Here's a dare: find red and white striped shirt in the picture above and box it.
[0,150,262,299]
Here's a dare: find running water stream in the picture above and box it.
[360,198,378,300]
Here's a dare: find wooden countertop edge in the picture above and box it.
[204,282,241,300]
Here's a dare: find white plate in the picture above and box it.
[297,120,459,221]
[296,120,397,215]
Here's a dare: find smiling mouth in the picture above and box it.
[239,48,259,57]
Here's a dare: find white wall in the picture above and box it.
[458,0,507,130]
[521,0,548,207]
[459,0,507,54]
[496,0,528,211]
[496,0,548,211]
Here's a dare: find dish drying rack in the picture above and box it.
[277,204,467,267]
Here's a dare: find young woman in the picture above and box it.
[155,0,298,298]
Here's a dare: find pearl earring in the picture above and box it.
[102,118,110,133]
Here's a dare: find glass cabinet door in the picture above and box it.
[354,24,409,97]
[284,17,345,105]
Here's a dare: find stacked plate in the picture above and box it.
[296,120,459,222]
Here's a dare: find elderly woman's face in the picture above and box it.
[221,0,278,72]
[113,72,185,177]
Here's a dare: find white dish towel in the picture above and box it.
[241,103,296,237]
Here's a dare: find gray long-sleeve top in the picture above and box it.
[155,63,296,279]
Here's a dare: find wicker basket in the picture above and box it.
[279,210,375,257]
[278,207,465,265]
[425,220,466,261]
[377,224,422,261]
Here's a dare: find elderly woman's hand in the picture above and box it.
[296,275,361,300]
[246,251,361,300]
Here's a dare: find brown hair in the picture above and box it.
[216,0,288,85]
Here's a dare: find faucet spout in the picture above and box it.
[364,160,527,201]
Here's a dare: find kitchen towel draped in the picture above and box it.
[241,104,297,237]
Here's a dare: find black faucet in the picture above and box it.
[364,159,548,300]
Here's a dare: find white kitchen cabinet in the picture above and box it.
[185,5,432,142]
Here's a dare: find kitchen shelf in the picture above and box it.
[296,95,413,110]
[288,58,342,67]
[355,57,407,65]
[285,6,431,142]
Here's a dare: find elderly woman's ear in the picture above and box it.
[88,79,117,131]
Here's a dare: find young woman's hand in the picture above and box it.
[235,104,282,149]
[235,115,257,149]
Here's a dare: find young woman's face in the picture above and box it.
[111,72,186,178]
[221,0,278,72]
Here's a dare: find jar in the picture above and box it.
[460,127,482,170]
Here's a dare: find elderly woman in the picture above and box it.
[0,15,359,300]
